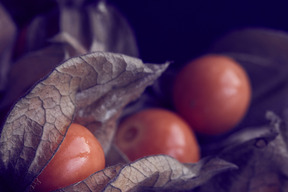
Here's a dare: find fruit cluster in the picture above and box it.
[32,54,251,191]
[116,54,251,162]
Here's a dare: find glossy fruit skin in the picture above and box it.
[33,123,105,192]
[115,108,200,163]
[173,54,251,135]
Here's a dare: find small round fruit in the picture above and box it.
[33,123,105,192]
[173,54,251,135]
[115,108,200,163]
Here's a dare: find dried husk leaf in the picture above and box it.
[105,144,130,167]
[18,0,138,59]
[0,40,79,122]
[0,3,16,91]
[102,155,236,192]
[196,112,288,192]
[86,1,138,56]
[0,52,169,192]
[0,0,138,127]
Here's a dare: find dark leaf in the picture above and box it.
[0,3,16,91]
[86,1,138,56]
[0,52,168,191]
[17,0,138,59]
[209,28,288,62]
[196,112,288,192]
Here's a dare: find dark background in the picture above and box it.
[2,0,288,66]
[108,0,288,66]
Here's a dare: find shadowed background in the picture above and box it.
[2,0,288,66]
[107,0,288,66]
